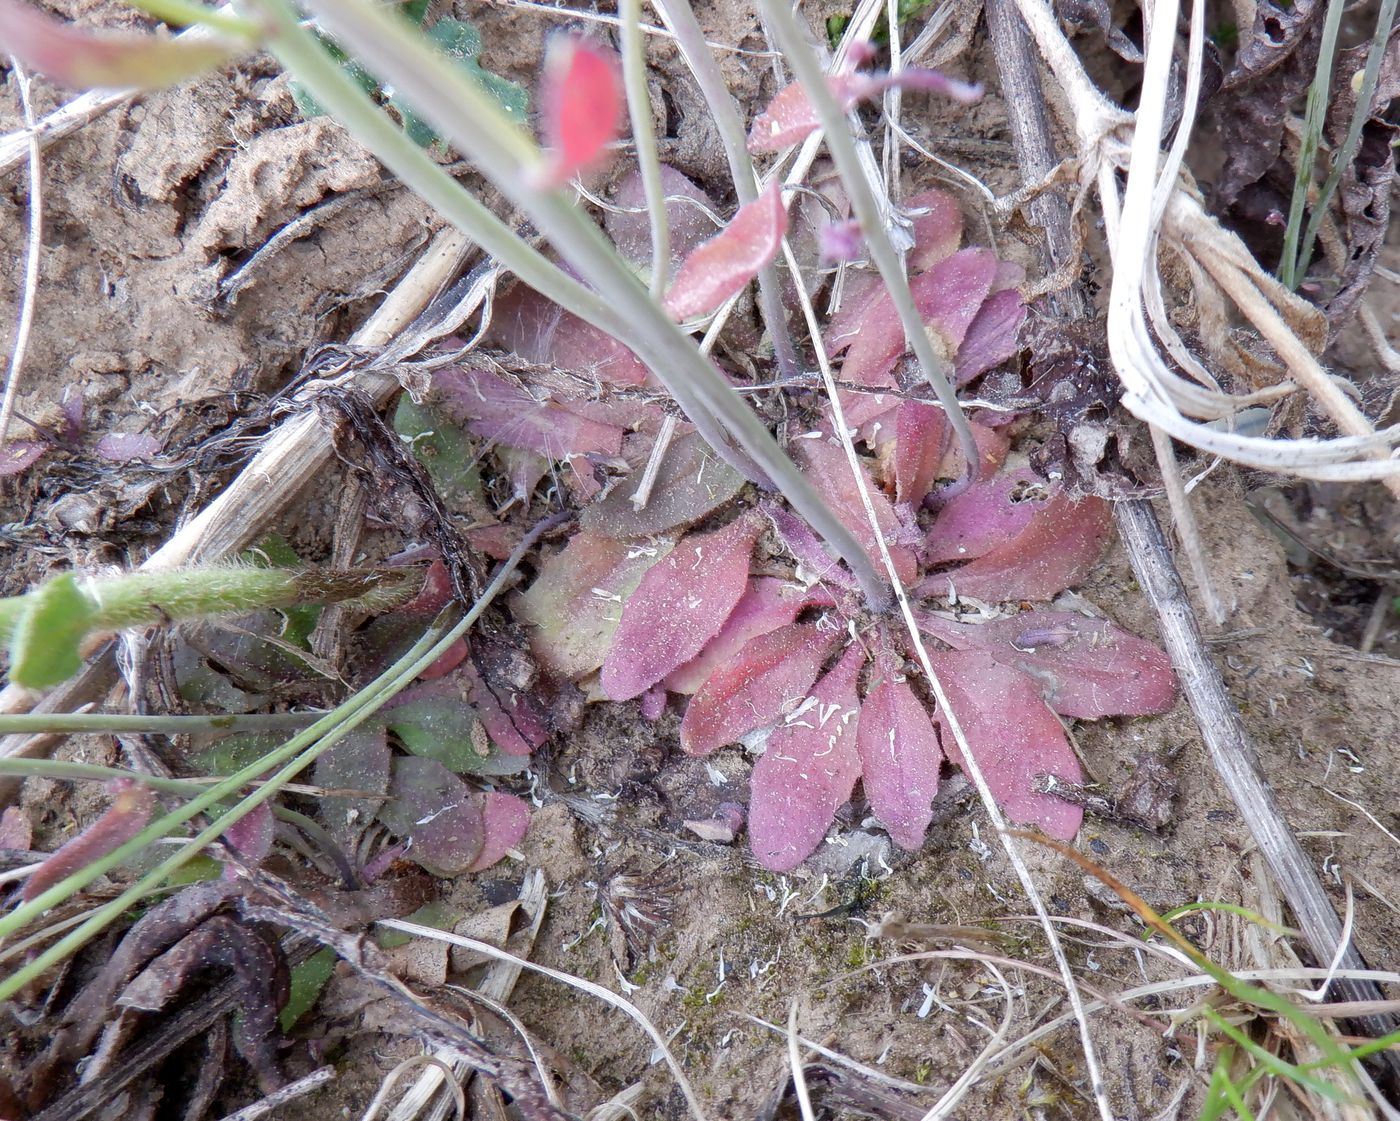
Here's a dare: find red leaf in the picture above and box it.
[856,666,942,850]
[23,779,153,901]
[0,0,234,90]
[601,515,761,699]
[924,485,1112,602]
[919,610,1177,719]
[794,437,918,584]
[927,651,1083,839]
[430,365,625,461]
[467,792,530,872]
[0,441,46,477]
[516,530,673,679]
[680,621,842,756]
[535,37,622,187]
[748,643,866,871]
[663,182,788,320]
[664,577,811,695]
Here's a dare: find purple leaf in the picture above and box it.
[462,650,550,756]
[580,429,745,538]
[893,401,951,504]
[927,650,1083,839]
[663,182,787,320]
[489,283,651,386]
[907,188,965,271]
[607,165,722,275]
[794,437,917,584]
[818,218,863,261]
[220,802,274,869]
[0,440,46,476]
[680,621,842,756]
[665,576,812,695]
[95,432,161,463]
[0,0,234,91]
[763,501,861,592]
[954,288,1026,384]
[534,37,622,188]
[380,756,485,876]
[856,663,942,850]
[601,515,761,700]
[640,684,668,720]
[924,484,1113,602]
[466,792,530,872]
[748,643,866,871]
[23,779,153,901]
[313,727,391,852]
[516,530,672,679]
[430,365,625,461]
[919,610,1177,718]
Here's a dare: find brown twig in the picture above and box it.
[984,0,1400,1075]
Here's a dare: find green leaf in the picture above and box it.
[9,573,97,688]
[189,731,284,777]
[393,395,484,515]
[398,0,433,25]
[245,534,320,647]
[384,698,527,775]
[376,899,455,948]
[279,947,337,1032]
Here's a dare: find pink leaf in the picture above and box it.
[927,651,1083,839]
[23,779,153,901]
[924,484,1113,602]
[462,649,550,756]
[893,401,951,504]
[794,437,917,584]
[516,530,673,679]
[907,189,965,271]
[818,218,863,261]
[466,792,530,872]
[924,467,1042,565]
[909,247,999,354]
[663,182,787,320]
[683,802,745,843]
[0,0,233,91]
[95,432,161,463]
[919,610,1177,719]
[937,419,1010,483]
[0,806,31,850]
[489,283,650,386]
[749,643,866,871]
[747,71,980,152]
[857,666,942,850]
[601,516,761,700]
[680,621,841,756]
[763,501,861,592]
[535,37,622,187]
[665,577,811,695]
[381,757,485,876]
[0,440,46,477]
[430,365,625,461]
[954,288,1026,384]
[220,802,274,869]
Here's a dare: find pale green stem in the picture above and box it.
[0,513,556,1001]
[757,0,980,478]
[649,0,801,379]
[1293,0,1399,289]
[621,0,670,298]
[1279,0,1346,288]
[126,0,259,36]
[289,0,891,608]
[0,710,321,736]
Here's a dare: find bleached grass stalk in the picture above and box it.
[375,919,709,1121]
[759,0,980,478]
[777,236,1113,1121]
[745,1016,930,1093]
[786,1004,817,1121]
[920,960,1017,1120]
[359,1057,465,1121]
[282,0,890,608]
[619,0,668,298]
[0,59,42,452]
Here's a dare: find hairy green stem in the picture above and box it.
[757,0,979,478]
[289,0,891,608]
[1279,0,1346,288]
[621,0,670,297]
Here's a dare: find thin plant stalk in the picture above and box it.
[1292,0,1400,287]
[0,710,321,736]
[0,60,41,452]
[0,513,556,1002]
[649,0,800,379]
[620,0,669,298]
[281,0,891,607]
[756,0,980,478]
[1278,0,1347,288]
